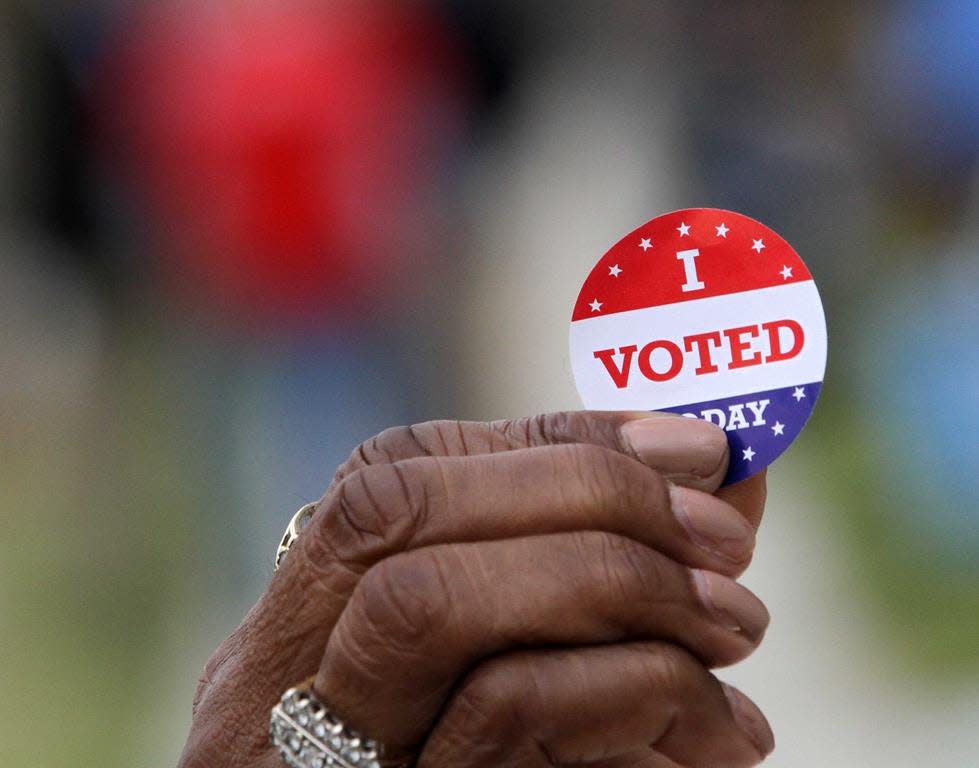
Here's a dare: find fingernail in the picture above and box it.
[722,683,776,758]
[692,570,770,642]
[620,415,728,480]
[670,485,755,565]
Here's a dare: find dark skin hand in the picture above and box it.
[179,411,774,768]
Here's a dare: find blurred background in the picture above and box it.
[1,1,977,765]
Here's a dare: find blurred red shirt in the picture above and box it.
[97,0,469,328]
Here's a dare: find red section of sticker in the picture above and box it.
[571,208,811,322]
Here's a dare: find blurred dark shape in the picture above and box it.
[94,0,471,330]
[3,6,95,254]
[443,2,523,127]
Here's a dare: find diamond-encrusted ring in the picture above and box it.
[270,682,411,768]
[275,502,318,571]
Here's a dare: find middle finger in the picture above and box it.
[316,531,769,750]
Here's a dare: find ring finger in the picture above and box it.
[420,642,774,768]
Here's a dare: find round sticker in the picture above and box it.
[570,208,827,484]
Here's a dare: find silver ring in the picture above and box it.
[275,502,318,570]
[270,682,411,768]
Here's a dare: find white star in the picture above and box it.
[792,387,806,402]
[742,446,756,461]
[677,222,691,237]
[715,223,729,238]
[608,264,622,277]
[752,238,766,253]
[589,299,603,313]
[780,265,794,280]
[639,238,652,251]
[772,421,785,436]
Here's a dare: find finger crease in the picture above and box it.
[455,420,470,455]
[651,704,681,751]
[337,490,378,545]
[431,424,451,455]
[406,424,435,457]
[391,462,429,544]
[532,736,561,767]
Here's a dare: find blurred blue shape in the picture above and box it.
[872,0,979,162]
[859,249,979,559]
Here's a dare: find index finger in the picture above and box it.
[335,411,730,493]
[716,470,768,531]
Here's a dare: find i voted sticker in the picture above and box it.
[570,208,827,484]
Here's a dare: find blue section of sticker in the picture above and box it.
[660,382,822,484]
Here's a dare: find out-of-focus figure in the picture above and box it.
[96,0,470,329]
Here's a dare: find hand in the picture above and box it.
[179,411,773,768]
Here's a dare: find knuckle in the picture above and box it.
[635,643,701,696]
[493,410,623,452]
[318,460,438,566]
[598,533,647,604]
[333,429,395,482]
[335,467,399,540]
[191,653,224,716]
[457,662,525,734]
[190,624,254,716]
[348,550,455,651]
[493,411,574,450]
[191,656,220,715]
[181,635,277,766]
[333,422,443,482]
[577,530,664,607]
[424,662,525,765]
[412,420,470,454]
[564,443,662,514]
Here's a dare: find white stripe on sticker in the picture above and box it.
[570,280,827,410]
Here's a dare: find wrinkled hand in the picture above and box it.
[179,411,773,768]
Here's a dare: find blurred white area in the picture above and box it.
[731,463,979,767]
[461,30,687,418]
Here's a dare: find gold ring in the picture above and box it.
[275,502,318,571]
